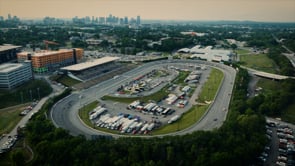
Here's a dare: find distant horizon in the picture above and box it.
[1,0,294,23]
[6,16,295,24]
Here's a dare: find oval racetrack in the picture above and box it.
[50,60,236,139]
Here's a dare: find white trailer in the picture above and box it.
[147,123,155,131]
[146,103,157,111]
[162,108,170,115]
[129,122,138,130]
[168,115,181,124]
[89,108,107,120]
[140,123,149,132]
[129,100,140,109]
[136,122,143,128]
[143,103,153,110]
[89,106,102,115]
[121,120,135,133]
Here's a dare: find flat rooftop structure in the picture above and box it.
[61,56,120,71]
[0,45,22,52]
[18,49,76,57]
[0,63,24,73]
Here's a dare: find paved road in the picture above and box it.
[242,66,295,80]
[50,60,236,139]
[0,96,48,149]
[0,76,65,151]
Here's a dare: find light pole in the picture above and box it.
[79,95,82,106]
[37,87,40,100]
[29,89,32,101]
[20,91,23,103]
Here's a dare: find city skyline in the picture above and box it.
[0,0,295,22]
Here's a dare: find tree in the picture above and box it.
[231,44,237,50]
[11,150,25,166]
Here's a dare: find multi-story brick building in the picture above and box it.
[17,48,83,73]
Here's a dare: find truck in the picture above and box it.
[168,115,181,124]
[147,123,155,131]
[89,108,107,120]
[140,123,149,133]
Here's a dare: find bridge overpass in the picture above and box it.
[241,66,295,80]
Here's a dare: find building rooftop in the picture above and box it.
[32,49,75,57]
[61,56,120,71]
[0,45,22,52]
[0,63,24,73]
[17,48,82,57]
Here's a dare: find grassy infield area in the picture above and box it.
[79,68,224,135]
[238,49,295,123]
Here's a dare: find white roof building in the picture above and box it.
[178,45,232,62]
[61,56,120,71]
[0,61,33,89]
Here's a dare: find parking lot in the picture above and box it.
[259,119,295,166]
[85,64,211,135]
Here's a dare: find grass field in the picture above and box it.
[0,103,30,135]
[240,53,278,74]
[198,68,224,102]
[236,49,250,55]
[0,79,52,109]
[50,75,81,87]
[152,68,224,135]
[175,71,190,85]
[152,105,208,135]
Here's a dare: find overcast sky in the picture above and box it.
[0,0,294,22]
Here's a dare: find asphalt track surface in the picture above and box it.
[50,60,236,139]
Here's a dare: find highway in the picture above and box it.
[50,60,236,139]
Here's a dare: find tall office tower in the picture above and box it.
[107,14,112,24]
[124,16,128,24]
[99,17,105,24]
[119,18,124,25]
[8,14,11,20]
[136,15,141,25]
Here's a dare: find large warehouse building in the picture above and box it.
[0,61,33,89]
[61,56,120,81]
[178,45,232,62]
[0,45,22,64]
[17,48,83,73]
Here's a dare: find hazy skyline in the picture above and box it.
[0,0,294,22]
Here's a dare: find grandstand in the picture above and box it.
[60,57,120,81]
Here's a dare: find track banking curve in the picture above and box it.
[51,60,236,139]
